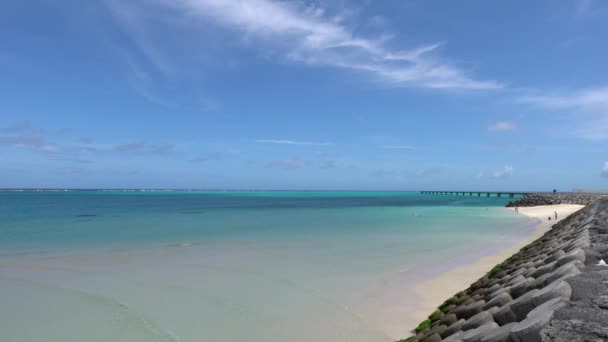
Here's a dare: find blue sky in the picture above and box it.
[1,0,608,190]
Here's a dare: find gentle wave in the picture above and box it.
[0,276,180,342]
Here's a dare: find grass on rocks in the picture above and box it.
[488,261,507,277]
[428,309,442,320]
[438,297,456,312]
[397,337,417,342]
[414,319,431,333]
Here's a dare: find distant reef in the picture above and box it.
[402,198,608,342]
[507,193,608,207]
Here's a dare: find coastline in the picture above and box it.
[406,203,584,337]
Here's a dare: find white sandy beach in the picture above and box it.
[407,204,584,337]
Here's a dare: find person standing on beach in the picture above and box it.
[555,211,558,220]
[515,206,519,213]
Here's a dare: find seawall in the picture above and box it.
[403,198,608,342]
[507,193,607,207]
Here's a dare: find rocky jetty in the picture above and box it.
[507,193,607,207]
[403,198,608,342]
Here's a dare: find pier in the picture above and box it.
[419,191,529,198]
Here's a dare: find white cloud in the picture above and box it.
[492,165,513,179]
[520,86,608,110]
[520,86,608,140]
[105,0,502,90]
[382,145,416,150]
[488,121,517,132]
[601,162,608,178]
[475,171,484,179]
[256,139,330,146]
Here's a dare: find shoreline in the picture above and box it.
[406,203,584,337]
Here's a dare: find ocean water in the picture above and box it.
[0,191,532,341]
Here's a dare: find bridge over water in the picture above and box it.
[419,191,529,198]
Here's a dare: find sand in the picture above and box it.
[407,204,584,336]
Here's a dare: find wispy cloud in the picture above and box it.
[0,124,58,152]
[492,165,513,179]
[487,142,537,154]
[0,133,57,152]
[119,47,173,106]
[150,143,174,154]
[0,121,31,134]
[54,166,92,176]
[104,0,175,77]
[520,86,608,110]
[265,157,309,169]
[189,157,210,163]
[319,159,337,169]
[79,147,98,154]
[114,142,175,154]
[373,165,451,179]
[413,167,445,178]
[79,137,95,144]
[256,139,330,146]
[104,0,502,90]
[114,142,146,152]
[575,0,594,15]
[201,97,220,112]
[488,121,517,132]
[49,157,95,164]
[601,162,608,178]
[0,121,180,169]
[520,86,608,140]
[382,145,416,150]
[372,168,399,178]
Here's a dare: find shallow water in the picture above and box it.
[0,191,531,341]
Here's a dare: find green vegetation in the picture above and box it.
[396,337,416,342]
[415,319,431,333]
[487,261,506,277]
[428,309,442,320]
[488,255,517,277]
[438,298,455,312]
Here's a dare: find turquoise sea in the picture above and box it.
[0,191,532,341]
